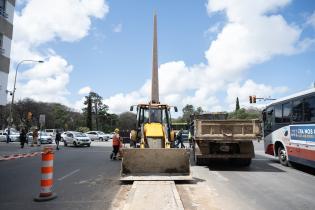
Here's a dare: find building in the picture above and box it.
[0,0,15,105]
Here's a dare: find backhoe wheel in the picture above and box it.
[278,146,289,166]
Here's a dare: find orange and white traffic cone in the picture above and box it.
[34,146,57,202]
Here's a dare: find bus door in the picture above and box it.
[263,106,274,137]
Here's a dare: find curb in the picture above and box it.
[0,152,42,161]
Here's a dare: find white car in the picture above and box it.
[85,131,110,141]
[26,131,53,144]
[63,131,91,147]
[45,129,57,137]
[0,130,20,142]
[61,132,67,141]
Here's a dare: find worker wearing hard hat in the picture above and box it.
[110,128,121,160]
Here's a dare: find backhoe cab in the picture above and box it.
[130,103,176,149]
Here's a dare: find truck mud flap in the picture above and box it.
[121,148,191,181]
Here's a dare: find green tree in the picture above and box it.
[235,97,240,111]
[228,108,261,119]
[85,95,93,130]
[82,92,109,131]
[182,104,194,122]
[195,106,204,115]
[53,104,67,128]
[118,112,137,130]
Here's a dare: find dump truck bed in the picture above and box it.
[194,119,261,141]
[192,118,262,166]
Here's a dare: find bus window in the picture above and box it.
[282,102,291,123]
[275,104,282,123]
[304,96,315,122]
[292,100,303,122]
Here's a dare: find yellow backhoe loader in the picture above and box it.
[120,14,191,181]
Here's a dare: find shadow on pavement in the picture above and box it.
[189,154,286,173]
[290,162,315,176]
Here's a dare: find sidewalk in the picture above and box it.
[123,181,184,210]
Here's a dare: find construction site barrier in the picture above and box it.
[34,146,57,202]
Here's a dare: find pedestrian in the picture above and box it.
[55,130,61,150]
[118,136,123,160]
[110,128,120,160]
[32,129,39,147]
[6,128,10,143]
[20,128,27,148]
[130,130,137,148]
[175,128,185,148]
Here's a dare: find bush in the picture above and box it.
[77,127,90,133]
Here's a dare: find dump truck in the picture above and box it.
[191,113,262,166]
[120,14,191,181]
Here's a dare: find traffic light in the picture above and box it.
[253,95,256,103]
[249,96,252,103]
[27,112,32,121]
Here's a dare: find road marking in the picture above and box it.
[58,169,80,181]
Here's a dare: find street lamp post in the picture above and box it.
[8,60,44,133]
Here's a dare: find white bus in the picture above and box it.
[262,88,315,168]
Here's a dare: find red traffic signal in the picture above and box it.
[249,96,252,103]
[253,95,256,103]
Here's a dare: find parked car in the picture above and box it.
[26,131,53,144]
[182,130,189,142]
[0,130,20,142]
[61,132,67,142]
[45,129,57,137]
[85,131,110,141]
[63,131,91,147]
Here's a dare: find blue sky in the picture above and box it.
[9,0,315,114]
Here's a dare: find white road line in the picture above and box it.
[58,169,80,181]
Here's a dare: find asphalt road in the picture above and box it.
[178,141,315,210]
[1,141,315,210]
[0,142,121,210]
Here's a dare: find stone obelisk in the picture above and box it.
[151,13,159,104]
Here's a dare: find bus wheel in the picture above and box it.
[278,146,288,166]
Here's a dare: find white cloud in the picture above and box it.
[14,0,108,47]
[206,0,300,77]
[204,22,222,37]
[9,0,109,107]
[113,23,122,33]
[226,80,288,110]
[104,0,309,114]
[9,56,73,105]
[307,11,315,28]
[78,86,92,95]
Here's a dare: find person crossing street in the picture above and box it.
[175,128,185,148]
[20,128,27,148]
[110,128,121,160]
[55,130,61,150]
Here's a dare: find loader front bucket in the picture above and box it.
[120,148,191,181]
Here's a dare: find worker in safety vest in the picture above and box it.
[110,128,120,160]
